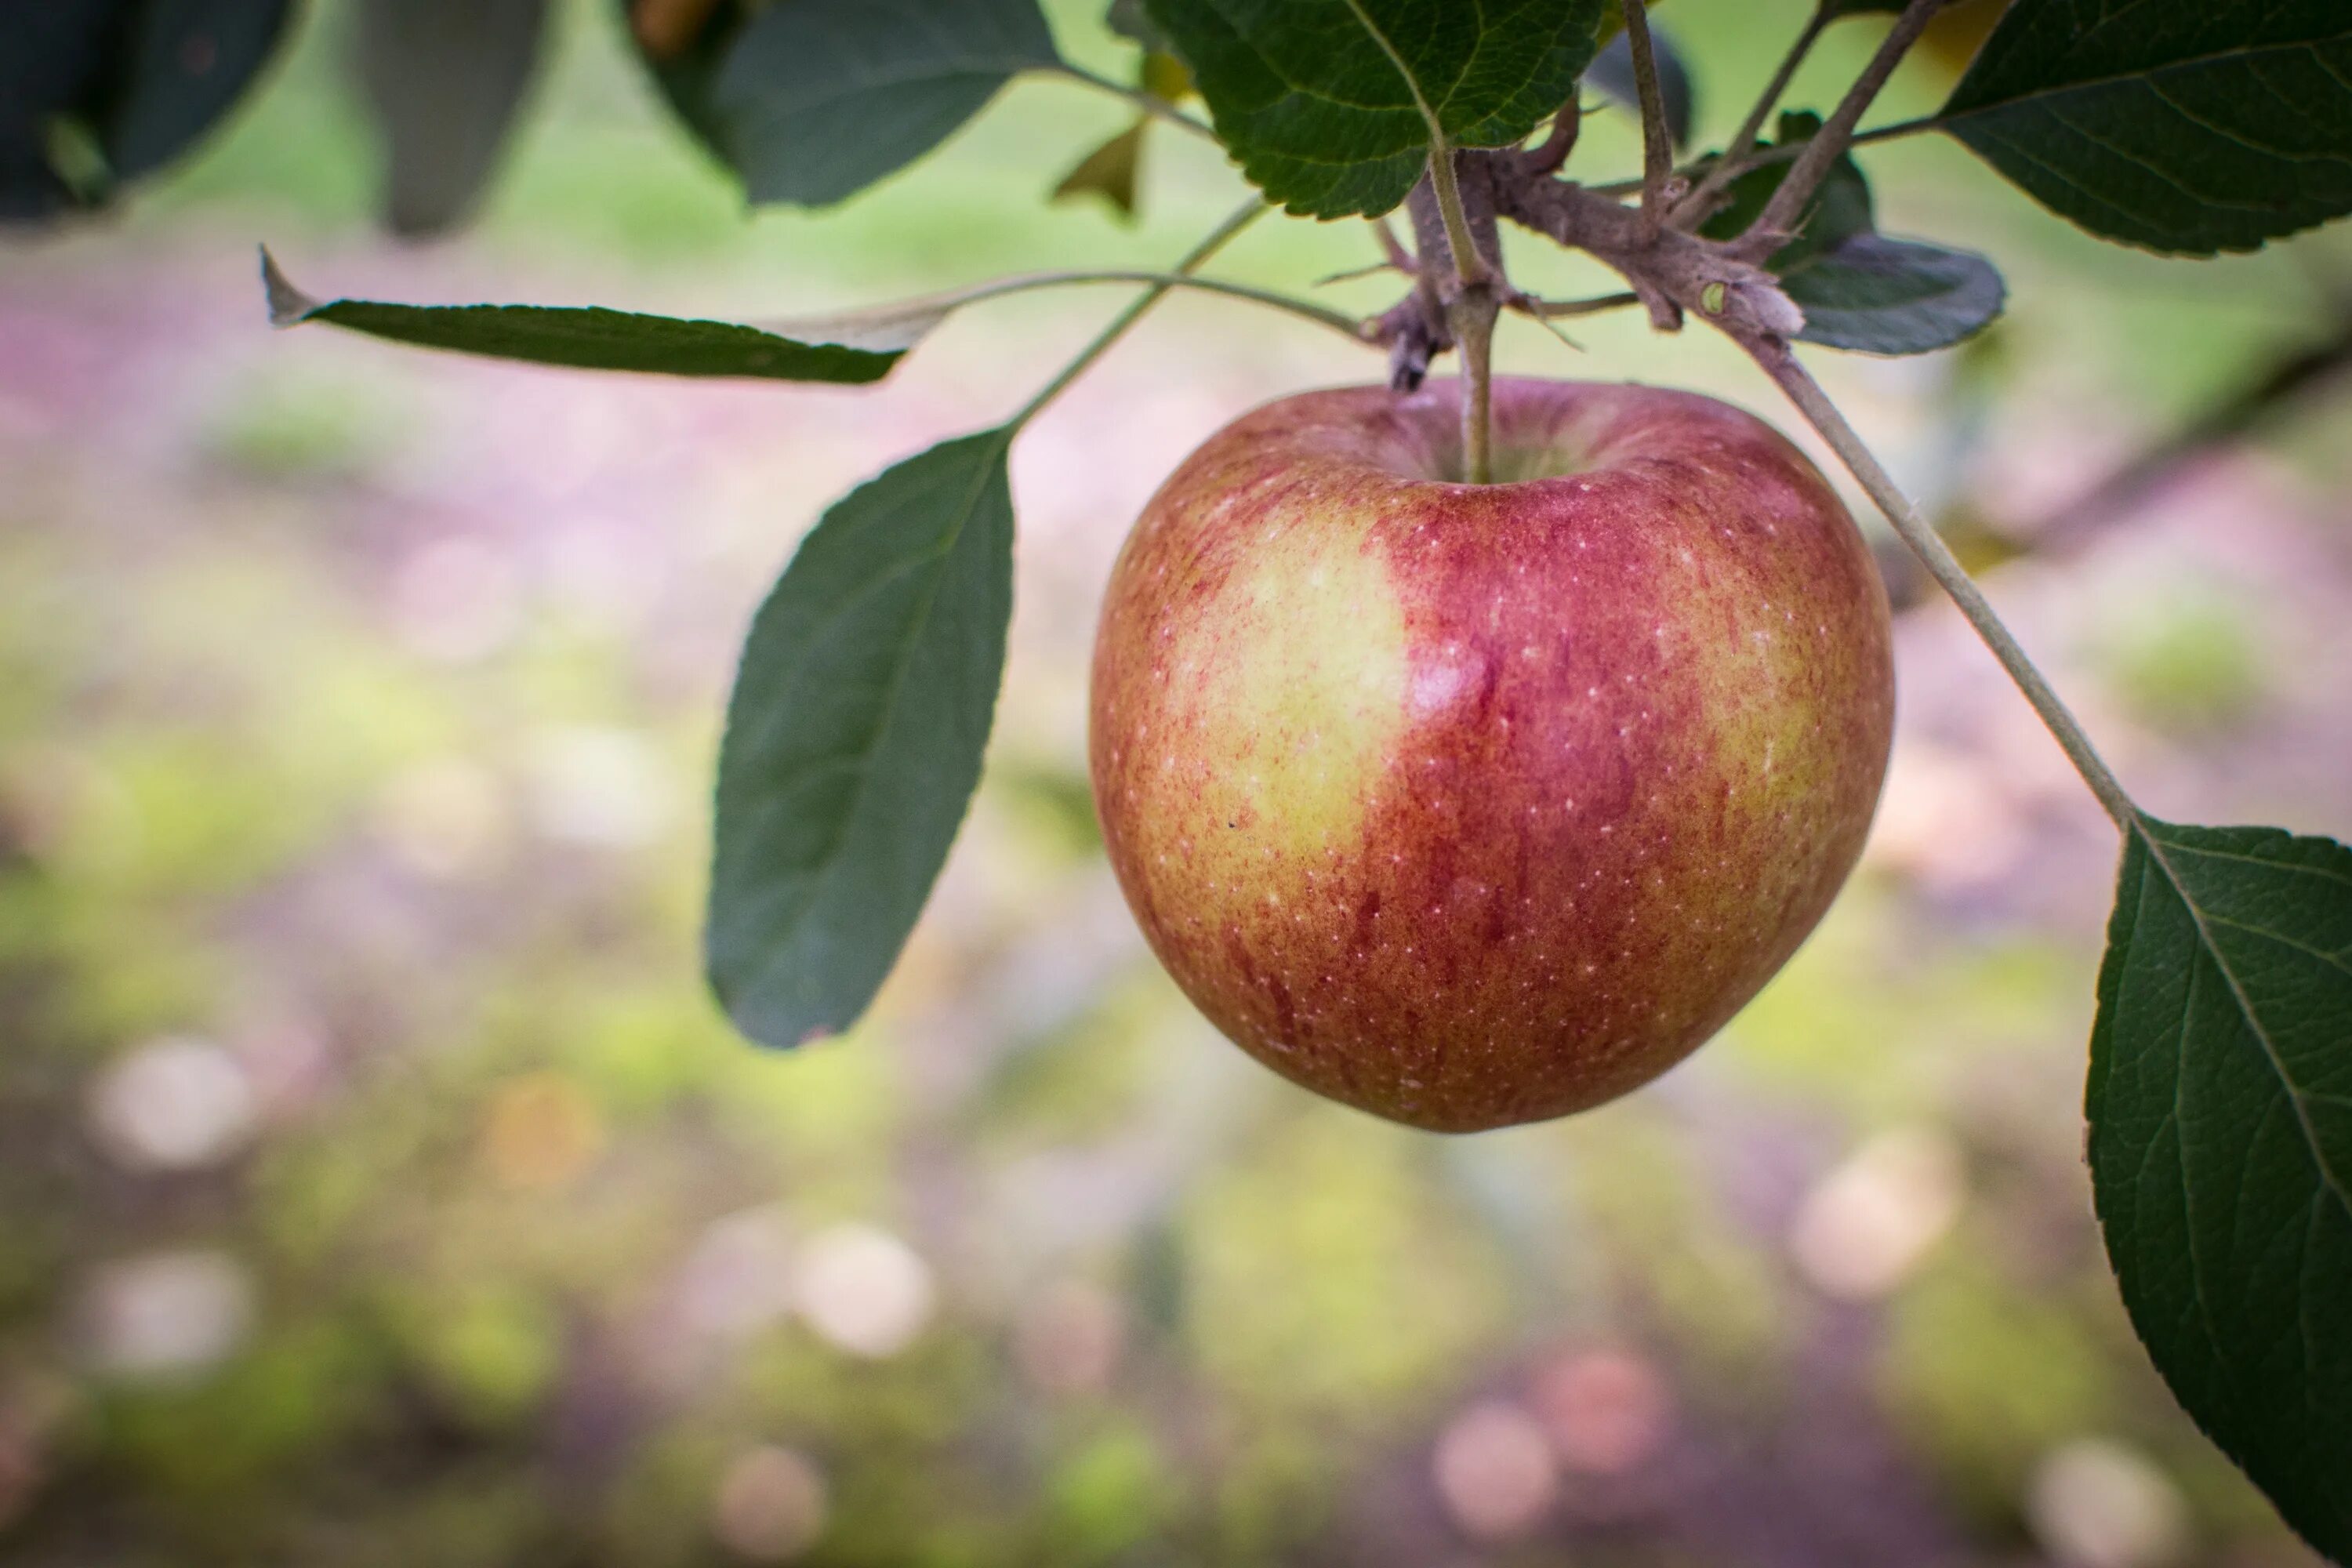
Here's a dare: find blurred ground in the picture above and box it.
[2,2,2350,1565]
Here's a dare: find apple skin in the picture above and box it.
[1088,377,1894,1132]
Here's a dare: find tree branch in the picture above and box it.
[1744,0,1947,256]
[1491,165,1802,341]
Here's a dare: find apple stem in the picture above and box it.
[1421,144,1503,482]
[1749,338,2141,831]
[1454,291,1498,483]
[1010,198,1263,430]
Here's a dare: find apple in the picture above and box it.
[1088,376,1894,1132]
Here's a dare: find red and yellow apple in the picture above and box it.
[1088,377,1894,1131]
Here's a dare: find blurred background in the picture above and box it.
[3,1,2350,1563]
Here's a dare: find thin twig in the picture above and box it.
[776,267,1364,346]
[1047,64,1221,143]
[1673,4,1830,227]
[1011,198,1264,427]
[1523,95,1580,177]
[1748,337,2139,828]
[1515,292,1643,319]
[1455,295,1499,482]
[1650,117,1933,196]
[1745,0,1946,252]
[1621,0,1675,238]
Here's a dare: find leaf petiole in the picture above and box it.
[1748,337,2139,828]
[1046,62,1220,142]
[1673,3,1831,225]
[1009,196,1265,429]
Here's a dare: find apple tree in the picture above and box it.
[8,0,2349,1555]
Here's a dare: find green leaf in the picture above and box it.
[1936,0,2352,255]
[2089,816,2352,1560]
[1052,120,1146,220]
[355,0,550,236]
[1582,20,1693,149]
[707,432,1016,1047]
[259,249,905,383]
[100,0,295,181]
[1780,235,2004,355]
[644,0,1064,208]
[1142,0,1606,218]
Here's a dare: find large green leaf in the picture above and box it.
[644,0,1063,208]
[2089,815,2352,1559]
[1142,0,1606,218]
[707,432,1017,1047]
[1779,234,2003,355]
[355,0,550,236]
[1936,0,2352,255]
[260,250,905,383]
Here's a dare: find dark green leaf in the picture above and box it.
[2089,816,2352,1560]
[1052,120,1145,220]
[0,2,116,217]
[356,0,550,236]
[1,0,291,218]
[260,249,905,383]
[1700,111,1871,269]
[644,0,1063,208]
[100,0,293,180]
[707,432,1017,1047]
[1582,21,1693,149]
[1142,0,1606,218]
[1937,0,2352,255]
[1779,234,2004,354]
